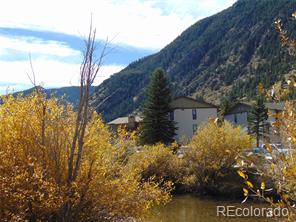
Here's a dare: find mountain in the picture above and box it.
[13,86,96,106]
[91,0,296,122]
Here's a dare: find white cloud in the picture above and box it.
[150,0,236,17]
[0,0,236,49]
[0,0,236,94]
[0,35,81,57]
[0,84,31,95]
[0,59,124,93]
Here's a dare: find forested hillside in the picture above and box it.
[91,0,296,121]
[13,86,96,107]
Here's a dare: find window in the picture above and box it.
[193,124,198,134]
[192,109,197,120]
[169,111,174,121]
[234,114,237,124]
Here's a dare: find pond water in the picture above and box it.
[146,195,278,222]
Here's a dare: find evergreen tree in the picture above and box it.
[219,97,234,121]
[140,69,176,145]
[247,95,268,147]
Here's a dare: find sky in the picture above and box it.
[0,0,236,95]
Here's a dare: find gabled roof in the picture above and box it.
[265,102,285,111]
[170,96,217,109]
[225,102,252,115]
[108,116,143,125]
[225,102,285,115]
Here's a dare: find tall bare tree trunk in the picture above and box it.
[63,20,109,221]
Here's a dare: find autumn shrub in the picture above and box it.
[237,101,296,220]
[184,120,252,195]
[0,93,172,221]
[111,126,140,163]
[126,143,186,189]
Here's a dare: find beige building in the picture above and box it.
[108,115,143,132]
[265,102,285,144]
[107,96,218,141]
[224,102,252,131]
[170,97,217,141]
[224,102,285,144]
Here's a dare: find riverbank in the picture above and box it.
[173,168,246,199]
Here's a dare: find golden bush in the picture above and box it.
[127,143,185,186]
[185,120,252,192]
[0,93,171,221]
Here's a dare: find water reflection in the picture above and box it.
[146,195,276,222]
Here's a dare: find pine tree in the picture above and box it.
[219,97,234,122]
[247,95,268,147]
[140,69,176,145]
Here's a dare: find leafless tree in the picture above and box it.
[26,19,110,221]
[68,21,109,183]
[61,21,110,221]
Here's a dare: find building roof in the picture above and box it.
[225,102,252,115]
[108,116,143,125]
[225,102,285,115]
[170,96,217,109]
[108,97,216,125]
[265,102,285,111]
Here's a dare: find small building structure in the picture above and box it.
[224,102,252,130]
[224,102,285,144]
[108,115,143,132]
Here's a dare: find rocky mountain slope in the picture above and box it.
[91,0,296,121]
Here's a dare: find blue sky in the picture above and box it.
[0,0,236,94]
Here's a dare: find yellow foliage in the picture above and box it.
[243,188,249,197]
[261,181,265,190]
[258,83,265,94]
[0,93,171,221]
[237,170,247,180]
[237,100,296,219]
[185,121,252,189]
[246,181,254,189]
[126,143,185,185]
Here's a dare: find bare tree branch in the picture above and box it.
[25,54,47,171]
[68,20,110,183]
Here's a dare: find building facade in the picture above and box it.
[170,97,217,142]
[107,96,218,142]
[108,115,143,132]
[224,102,252,131]
[224,102,285,144]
